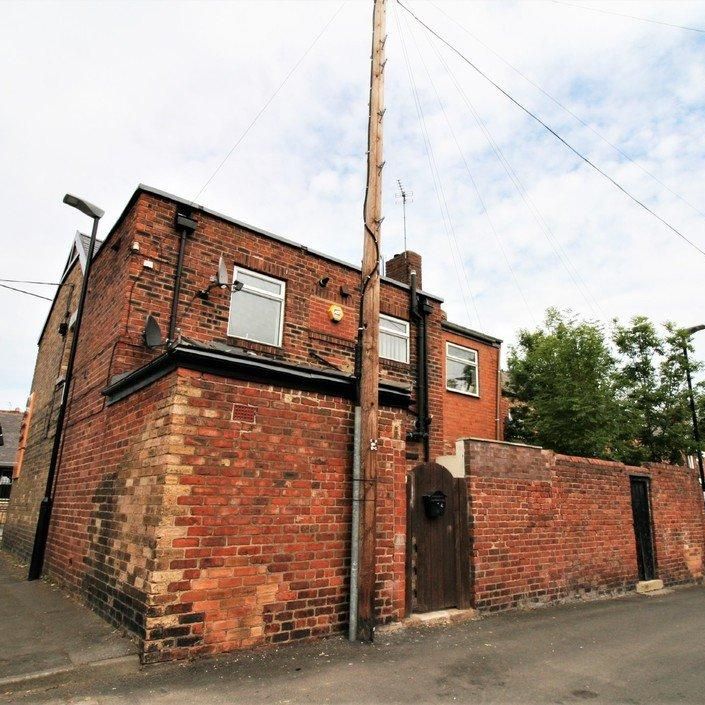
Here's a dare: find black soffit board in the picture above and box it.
[103,343,411,408]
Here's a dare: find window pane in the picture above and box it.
[448,344,476,364]
[228,289,282,345]
[236,270,283,296]
[380,316,407,335]
[446,358,477,394]
[380,331,408,363]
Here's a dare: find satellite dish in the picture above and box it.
[143,315,164,349]
[217,256,229,288]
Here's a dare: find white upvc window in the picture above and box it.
[227,267,285,347]
[380,314,409,364]
[446,342,479,396]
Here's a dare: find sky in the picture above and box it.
[1,0,705,409]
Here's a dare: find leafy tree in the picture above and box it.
[613,318,698,465]
[506,309,620,457]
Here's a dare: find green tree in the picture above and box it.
[612,318,698,465]
[506,309,620,457]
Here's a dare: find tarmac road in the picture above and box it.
[3,585,704,705]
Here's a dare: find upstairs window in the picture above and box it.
[228,267,285,347]
[446,342,479,396]
[380,314,409,364]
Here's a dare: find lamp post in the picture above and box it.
[28,194,104,581]
[682,324,705,503]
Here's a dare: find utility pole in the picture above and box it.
[356,0,386,642]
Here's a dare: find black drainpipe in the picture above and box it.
[169,207,197,344]
[409,271,431,462]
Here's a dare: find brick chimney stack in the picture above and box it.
[385,251,422,289]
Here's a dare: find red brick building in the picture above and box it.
[2,185,502,660]
[3,185,703,663]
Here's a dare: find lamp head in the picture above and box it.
[63,193,104,219]
[683,324,705,337]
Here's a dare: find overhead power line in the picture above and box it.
[403,13,537,324]
[0,278,60,286]
[397,0,705,259]
[394,3,482,328]
[428,0,705,221]
[191,1,346,203]
[550,0,705,34]
[0,283,53,301]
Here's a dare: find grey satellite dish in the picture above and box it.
[217,256,229,288]
[143,315,164,349]
[198,255,230,299]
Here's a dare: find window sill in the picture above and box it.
[446,387,480,398]
[226,336,285,359]
[381,358,410,371]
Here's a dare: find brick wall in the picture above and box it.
[121,191,448,459]
[2,264,80,559]
[442,330,501,447]
[464,439,705,612]
[127,369,408,662]
[2,201,143,561]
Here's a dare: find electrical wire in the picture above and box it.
[408,16,536,325]
[394,3,482,328]
[427,0,705,221]
[420,19,603,318]
[0,278,60,286]
[191,1,346,204]
[0,283,53,301]
[549,0,705,34]
[397,0,705,259]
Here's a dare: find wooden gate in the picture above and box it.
[406,462,471,613]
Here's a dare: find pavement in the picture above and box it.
[0,551,137,687]
[1,573,703,705]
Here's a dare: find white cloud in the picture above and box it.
[1,0,704,406]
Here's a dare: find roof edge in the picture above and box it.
[441,320,502,346]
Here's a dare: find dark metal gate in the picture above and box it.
[630,476,656,581]
[406,462,471,613]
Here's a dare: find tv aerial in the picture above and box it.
[394,180,413,251]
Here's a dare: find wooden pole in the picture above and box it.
[356,0,386,642]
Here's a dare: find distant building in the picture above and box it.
[0,409,22,531]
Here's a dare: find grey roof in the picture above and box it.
[39,233,104,345]
[441,320,502,346]
[0,410,22,468]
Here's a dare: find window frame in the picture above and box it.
[379,313,410,364]
[227,266,286,347]
[445,341,480,397]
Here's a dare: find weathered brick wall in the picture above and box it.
[46,372,179,637]
[2,201,144,561]
[2,264,80,559]
[121,190,451,459]
[464,439,705,612]
[140,369,408,662]
[442,330,501,447]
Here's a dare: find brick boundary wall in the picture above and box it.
[464,439,705,612]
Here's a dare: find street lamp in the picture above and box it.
[28,194,104,581]
[682,324,705,504]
